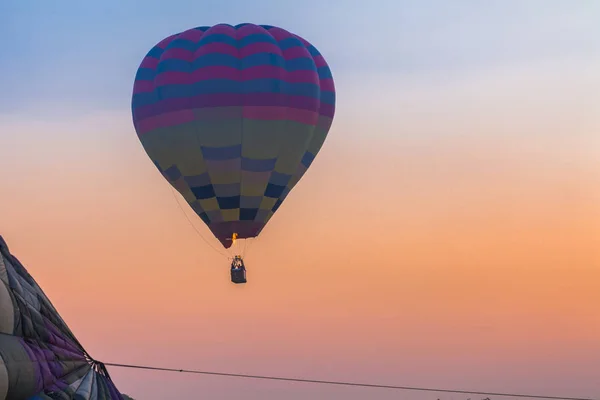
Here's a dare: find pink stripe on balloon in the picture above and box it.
[239,42,281,57]
[140,56,159,69]
[313,55,327,68]
[161,48,194,61]
[236,24,268,38]
[133,80,154,94]
[157,34,177,49]
[290,69,319,83]
[136,109,196,135]
[154,71,191,86]
[192,66,239,81]
[243,106,318,125]
[317,115,333,131]
[178,29,205,42]
[204,24,237,37]
[193,42,238,58]
[287,107,319,125]
[296,37,311,47]
[241,66,317,82]
[319,103,335,118]
[133,93,320,120]
[282,46,311,60]
[267,27,295,41]
[283,68,319,83]
[152,66,318,85]
[320,78,335,92]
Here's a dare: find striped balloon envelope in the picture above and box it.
[132,23,336,249]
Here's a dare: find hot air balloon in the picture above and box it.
[131,23,336,283]
[0,235,124,399]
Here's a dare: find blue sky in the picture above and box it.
[2,0,599,117]
[1,3,600,399]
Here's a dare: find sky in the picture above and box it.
[1,1,599,399]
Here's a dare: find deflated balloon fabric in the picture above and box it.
[0,235,123,400]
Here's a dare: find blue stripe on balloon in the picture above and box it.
[241,157,276,172]
[133,87,329,110]
[216,195,240,209]
[154,54,316,74]
[320,91,335,105]
[235,53,283,69]
[191,53,253,69]
[166,38,198,52]
[155,85,194,99]
[167,33,279,51]
[156,59,193,74]
[264,183,286,198]
[197,33,238,47]
[135,68,157,81]
[306,46,321,57]
[301,151,315,168]
[147,47,164,59]
[272,198,283,212]
[184,173,211,187]
[283,58,316,71]
[201,144,242,160]
[191,184,216,199]
[132,92,157,108]
[278,37,304,50]
[238,33,278,47]
[190,53,283,69]
[268,171,291,186]
[317,66,333,79]
[164,165,182,180]
[240,207,259,221]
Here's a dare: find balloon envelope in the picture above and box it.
[132,23,336,248]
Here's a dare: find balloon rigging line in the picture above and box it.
[169,187,229,259]
[103,362,594,400]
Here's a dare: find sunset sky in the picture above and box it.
[1,1,599,399]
